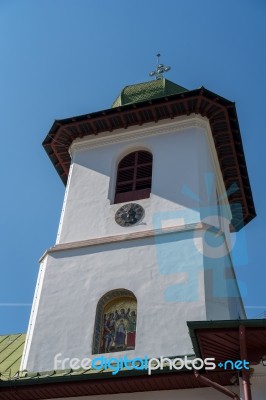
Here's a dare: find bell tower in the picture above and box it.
[20,69,255,372]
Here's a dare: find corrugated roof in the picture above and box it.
[112,78,187,107]
[0,334,25,378]
[0,347,195,382]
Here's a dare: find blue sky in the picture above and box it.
[0,0,265,334]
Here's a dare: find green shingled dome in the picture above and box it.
[112,79,188,107]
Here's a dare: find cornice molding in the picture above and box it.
[69,114,208,153]
[69,113,231,221]
[40,222,226,262]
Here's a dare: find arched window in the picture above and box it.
[114,150,153,204]
[92,289,137,354]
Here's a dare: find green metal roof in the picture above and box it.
[0,337,195,384]
[0,332,195,384]
[112,78,188,107]
[0,334,25,379]
[3,319,266,385]
[0,357,196,384]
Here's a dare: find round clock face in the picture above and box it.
[115,203,145,227]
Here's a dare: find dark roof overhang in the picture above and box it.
[43,87,256,231]
[187,319,266,365]
[0,367,237,400]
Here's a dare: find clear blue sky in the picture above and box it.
[0,0,265,334]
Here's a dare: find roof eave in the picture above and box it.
[42,87,256,230]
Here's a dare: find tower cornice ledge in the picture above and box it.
[69,115,208,152]
[40,221,227,262]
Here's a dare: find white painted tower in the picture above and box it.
[21,76,255,373]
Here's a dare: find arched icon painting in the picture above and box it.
[100,297,137,353]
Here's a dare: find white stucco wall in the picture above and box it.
[203,239,245,320]
[56,116,231,245]
[21,115,245,373]
[22,233,208,372]
[22,231,244,372]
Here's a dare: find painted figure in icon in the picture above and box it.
[103,312,115,353]
[101,305,137,353]
[115,308,130,320]
[115,319,126,348]
[126,310,136,348]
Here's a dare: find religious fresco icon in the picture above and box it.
[100,297,137,353]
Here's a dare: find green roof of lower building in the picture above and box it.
[112,78,188,107]
[0,353,196,384]
[2,319,266,384]
[0,333,195,384]
[0,334,25,378]
[0,332,196,384]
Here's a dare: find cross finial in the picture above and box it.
[149,53,171,80]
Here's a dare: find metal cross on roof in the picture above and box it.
[149,53,171,80]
